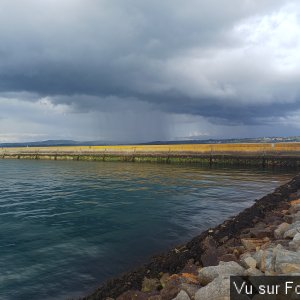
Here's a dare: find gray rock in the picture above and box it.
[198,261,245,285]
[172,290,190,300]
[245,267,264,276]
[243,257,257,269]
[180,283,200,299]
[283,222,300,239]
[275,248,300,274]
[253,245,287,274]
[195,276,230,300]
[241,238,269,251]
[289,232,300,251]
[252,248,273,273]
[239,252,252,268]
[274,222,290,239]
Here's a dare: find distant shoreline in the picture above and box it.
[1,142,300,167]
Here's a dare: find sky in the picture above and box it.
[0,0,300,143]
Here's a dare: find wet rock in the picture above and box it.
[116,290,149,300]
[219,236,229,243]
[254,222,267,229]
[195,276,230,300]
[275,248,300,274]
[239,233,252,239]
[218,253,238,262]
[142,277,161,292]
[249,227,273,239]
[225,238,240,248]
[241,238,270,251]
[200,237,219,267]
[148,296,162,300]
[264,211,285,224]
[274,222,290,239]
[172,290,190,300]
[160,273,170,288]
[198,261,245,286]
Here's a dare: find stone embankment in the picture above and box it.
[83,174,300,300]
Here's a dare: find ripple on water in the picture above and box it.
[0,159,296,300]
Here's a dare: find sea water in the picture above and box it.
[0,159,296,299]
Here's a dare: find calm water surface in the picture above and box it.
[0,160,296,300]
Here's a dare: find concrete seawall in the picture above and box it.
[1,142,300,167]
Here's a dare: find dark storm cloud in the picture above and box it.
[0,0,299,126]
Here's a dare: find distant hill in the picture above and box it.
[0,140,109,148]
[0,136,300,148]
[142,136,300,145]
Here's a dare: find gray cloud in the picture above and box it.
[0,0,299,141]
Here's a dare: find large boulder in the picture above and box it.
[252,248,274,273]
[289,233,300,251]
[241,256,257,269]
[195,276,230,300]
[180,283,200,299]
[241,238,270,251]
[275,248,300,274]
[274,223,290,239]
[283,222,300,239]
[198,261,245,285]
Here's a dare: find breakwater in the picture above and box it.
[1,143,300,167]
